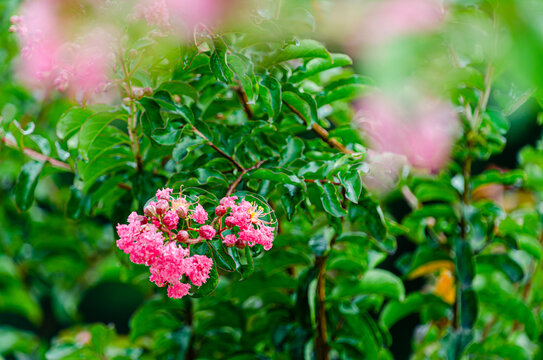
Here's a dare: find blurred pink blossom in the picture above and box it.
[353,0,445,46]
[135,0,222,36]
[10,0,64,90]
[11,1,115,102]
[357,93,459,171]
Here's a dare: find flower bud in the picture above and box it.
[225,216,235,228]
[144,202,158,218]
[215,205,227,217]
[143,87,153,96]
[176,206,188,219]
[198,225,216,240]
[235,237,247,249]
[122,97,132,106]
[177,230,189,243]
[156,199,169,215]
[133,87,144,99]
[173,95,181,103]
[135,215,147,224]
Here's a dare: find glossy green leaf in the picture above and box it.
[15,161,44,212]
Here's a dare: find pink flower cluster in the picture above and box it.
[116,188,276,299]
[116,188,216,299]
[217,196,276,251]
[9,0,114,101]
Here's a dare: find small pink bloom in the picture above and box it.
[167,281,191,299]
[223,234,237,247]
[186,255,213,286]
[219,196,238,209]
[129,228,164,266]
[356,93,459,171]
[198,225,216,240]
[156,187,173,201]
[149,241,189,286]
[162,210,179,230]
[191,204,208,224]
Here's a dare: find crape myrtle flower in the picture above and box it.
[116,188,276,299]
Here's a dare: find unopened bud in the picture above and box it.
[199,225,216,240]
[235,237,247,250]
[156,199,169,215]
[133,87,144,99]
[144,202,157,217]
[135,215,147,224]
[173,95,181,103]
[177,230,189,243]
[176,206,188,219]
[225,216,235,228]
[122,97,131,106]
[215,205,227,217]
[143,87,153,96]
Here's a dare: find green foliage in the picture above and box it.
[1,0,543,360]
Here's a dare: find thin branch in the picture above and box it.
[282,100,353,154]
[1,136,72,171]
[192,126,244,171]
[234,86,254,119]
[119,50,143,171]
[225,160,266,196]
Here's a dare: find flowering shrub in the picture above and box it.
[2,0,543,360]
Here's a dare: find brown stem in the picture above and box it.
[282,100,353,154]
[304,179,341,186]
[234,86,254,119]
[315,233,339,360]
[225,160,266,196]
[192,126,244,171]
[315,254,330,360]
[119,51,143,171]
[1,136,72,171]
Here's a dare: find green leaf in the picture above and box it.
[279,137,305,167]
[478,288,539,340]
[413,182,459,203]
[380,293,444,329]
[332,269,405,301]
[250,168,303,186]
[290,53,352,83]
[472,169,524,189]
[209,240,236,272]
[129,299,182,341]
[262,39,330,67]
[15,161,44,212]
[459,288,477,330]
[338,168,362,204]
[315,182,347,217]
[282,84,319,129]
[210,48,233,84]
[477,253,524,283]
[259,76,282,120]
[319,75,371,105]
[518,235,543,260]
[157,81,198,102]
[56,107,93,140]
[455,240,475,286]
[78,112,122,160]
